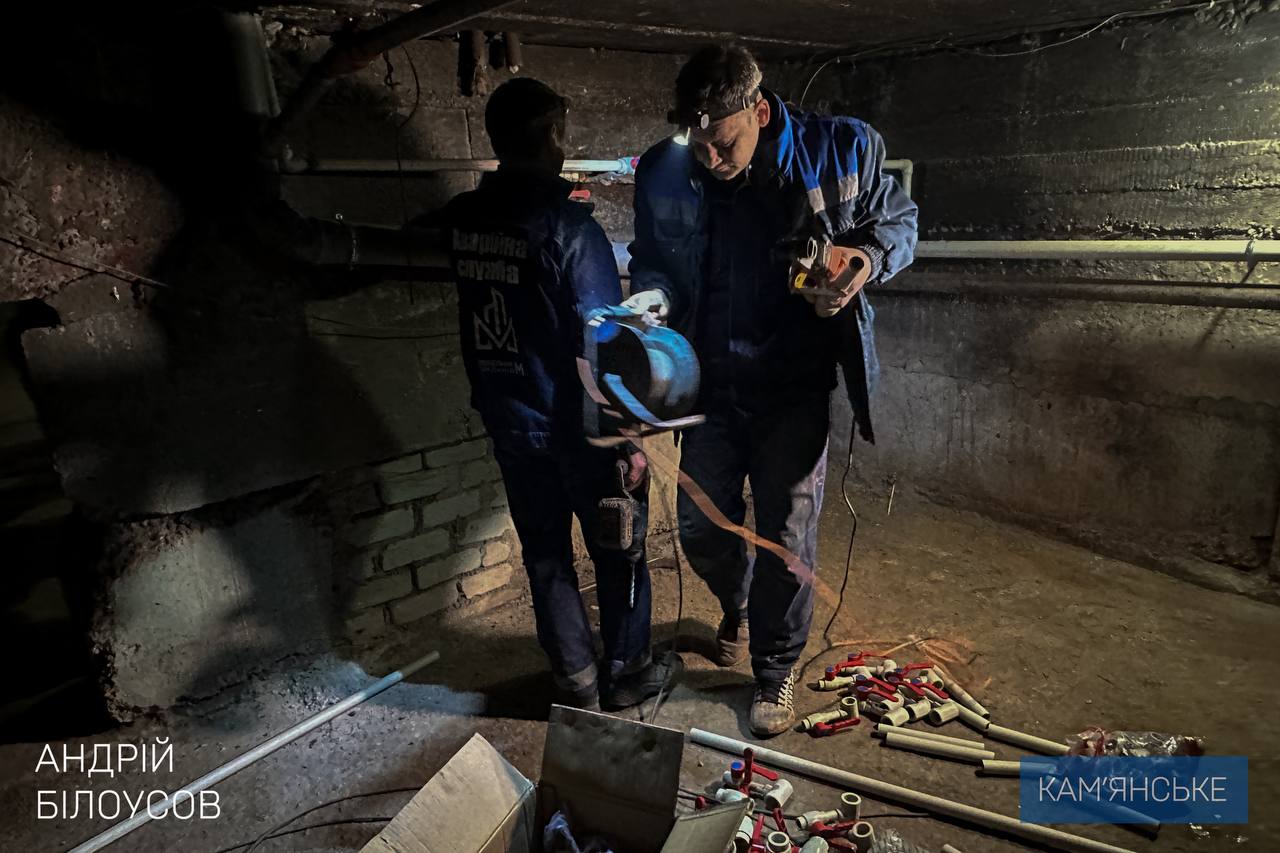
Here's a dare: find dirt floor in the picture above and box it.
[1,487,1275,852]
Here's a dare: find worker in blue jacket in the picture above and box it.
[421,78,679,712]
[624,46,918,736]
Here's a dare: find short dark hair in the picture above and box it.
[671,45,762,127]
[485,77,568,158]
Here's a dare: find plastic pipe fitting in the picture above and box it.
[800,838,831,853]
[881,706,911,727]
[810,675,856,691]
[734,815,755,852]
[766,830,793,852]
[800,706,851,731]
[714,787,750,803]
[906,698,933,722]
[796,809,843,830]
[839,696,861,720]
[763,778,795,810]
[847,820,875,853]
[928,701,961,724]
[840,791,863,821]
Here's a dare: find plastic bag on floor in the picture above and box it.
[1067,726,1204,756]
[870,826,931,853]
[543,810,616,853]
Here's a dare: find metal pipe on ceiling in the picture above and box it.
[284,157,915,194]
[916,240,1279,262]
[878,276,1280,311]
[286,157,638,177]
[262,0,519,157]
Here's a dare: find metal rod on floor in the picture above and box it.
[66,651,441,853]
[688,728,1141,853]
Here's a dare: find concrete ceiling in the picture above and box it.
[263,0,1196,57]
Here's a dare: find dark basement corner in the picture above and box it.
[0,1,1277,852]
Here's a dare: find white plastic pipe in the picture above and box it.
[873,724,984,749]
[985,723,1070,756]
[688,728,1139,853]
[67,651,441,853]
[915,239,1280,262]
[978,759,1055,777]
[883,731,996,763]
[955,704,991,733]
[294,157,637,175]
[940,674,990,718]
[941,845,965,853]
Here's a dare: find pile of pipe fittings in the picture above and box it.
[696,748,876,852]
[801,652,988,739]
[803,651,1073,766]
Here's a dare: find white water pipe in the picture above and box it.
[688,728,1139,853]
[290,157,639,177]
[941,845,965,853]
[883,731,996,763]
[939,675,990,718]
[916,239,1279,262]
[289,156,915,193]
[955,704,991,733]
[872,724,984,749]
[67,651,442,853]
[985,723,1070,756]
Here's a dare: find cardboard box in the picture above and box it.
[360,705,749,853]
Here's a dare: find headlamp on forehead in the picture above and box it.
[667,88,761,130]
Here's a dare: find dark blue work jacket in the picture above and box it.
[425,168,622,452]
[629,90,918,441]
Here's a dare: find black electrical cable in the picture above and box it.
[645,462,685,724]
[210,816,395,853]
[238,786,420,853]
[822,417,859,644]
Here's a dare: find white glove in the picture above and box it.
[620,289,671,325]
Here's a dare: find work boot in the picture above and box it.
[749,668,797,738]
[552,665,601,712]
[601,652,685,711]
[712,613,749,667]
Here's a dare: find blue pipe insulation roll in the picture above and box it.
[591,309,700,426]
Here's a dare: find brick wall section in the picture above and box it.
[333,436,520,642]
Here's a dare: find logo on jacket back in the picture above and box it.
[453,228,527,285]
[475,289,519,355]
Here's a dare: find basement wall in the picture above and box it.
[812,8,1280,595]
[0,11,682,715]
